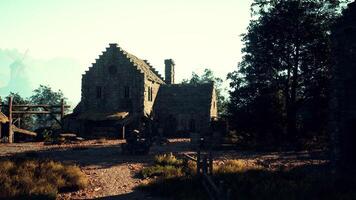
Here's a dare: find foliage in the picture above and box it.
[330,2,356,172]
[3,92,35,130]
[140,153,184,179]
[227,0,346,148]
[214,159,261,174]
[0,159,88,199]
[141,165,184,179]
[154,153,183,167]
[30,85,67,129]
[182,68,228,116]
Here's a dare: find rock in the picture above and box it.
[76,137,85,141]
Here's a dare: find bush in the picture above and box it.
[214,159,261,174]
[140,153,184,179]
[141,165,183,179]
[154,153,183,167]
[0,159,88,199]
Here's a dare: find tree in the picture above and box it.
[30,85,67,129]
[228,0,344,147]
[330,1,356,172]
[182,69,228,116]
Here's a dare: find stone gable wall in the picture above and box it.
[81,45,145,114]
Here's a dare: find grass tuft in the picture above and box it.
[0,159,88,199]
[154,153,183,167]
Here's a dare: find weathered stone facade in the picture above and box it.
[64,43,217,138]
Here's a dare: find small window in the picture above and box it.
[124,86,130,98]
[148,86,153,102]
[108,65,117,74]
[96,86,102,99]
[150,87,153,101]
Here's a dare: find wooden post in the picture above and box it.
[209,151,213,175]
[60,99,65,120]
[202,155,208,175]
[8,96,13,143]
[197,150,201,175]
[0,96,2,139]
[122,125,125,139]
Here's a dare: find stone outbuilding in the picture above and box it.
[64,43,218,138]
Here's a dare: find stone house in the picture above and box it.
[64,43,218,138]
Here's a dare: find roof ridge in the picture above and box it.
[143,60,164,80]
[119,48,164,83]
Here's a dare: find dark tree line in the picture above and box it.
[330,1,356,172]
[227,0,350,149]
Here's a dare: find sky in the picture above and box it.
[0,0,252,106]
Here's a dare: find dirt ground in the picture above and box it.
[0,139,327,199]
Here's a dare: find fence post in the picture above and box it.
[0,96,2,139]
[8,96,13,143]
[197,150,201,175]
[60,99,65,120]
[202,155,208,175]
[209,151,213,175]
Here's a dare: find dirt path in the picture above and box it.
[0,139,187,200]
[0,139,326,199]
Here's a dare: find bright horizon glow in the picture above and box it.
[0,0,252,106]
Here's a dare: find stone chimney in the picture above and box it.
[164,59,175,84]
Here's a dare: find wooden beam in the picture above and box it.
[41,107,62,127]
[12,111,62,114]
[61,99,65,120]
[8,96,13,143]
[12,125,37,136]
[12,104,70,108]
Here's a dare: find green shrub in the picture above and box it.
[141,165,183,179]
[0,159,88,199]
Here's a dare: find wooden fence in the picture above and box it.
[0,96,70,143]
[182,151,231,200]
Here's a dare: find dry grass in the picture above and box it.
[214,159,261,174]
[154,153,183,167]
[140,153,184,179]
[0,159,88,200]
[138,155,356,200]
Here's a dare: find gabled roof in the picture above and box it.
[114,44,165,84]
[0,112,8,123]
[154,83,215,114]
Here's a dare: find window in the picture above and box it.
[96,86,102,99]
[150,87,153,101]
[124,86,130,98]
[108,65,117,74]
[148,86,153,102]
